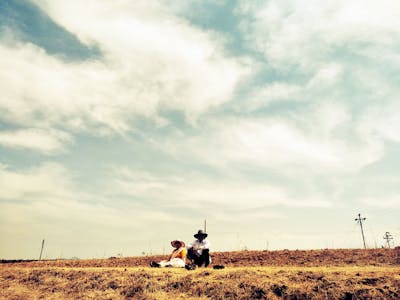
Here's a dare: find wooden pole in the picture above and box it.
[39,239,45,260]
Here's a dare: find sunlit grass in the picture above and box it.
[1,249,399,299]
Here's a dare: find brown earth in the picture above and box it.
[1,248,399,299]
[2,248,398,268]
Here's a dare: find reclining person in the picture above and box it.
[151,240,187,268]
[187,229,211,267]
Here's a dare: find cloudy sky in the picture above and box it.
[1,0,399,259]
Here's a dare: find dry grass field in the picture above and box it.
[1,248,399,299]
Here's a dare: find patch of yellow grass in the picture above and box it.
[1,265,399,299]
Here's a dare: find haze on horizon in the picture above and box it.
[0,0,399,260]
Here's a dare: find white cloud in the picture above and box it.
[230,0,400,177]
[0,128,72,153]
[356,101,400,149]
[0,0,247,137]
[361,196,400,208]
[306,63,343,90]
[238,0,400,71]
[158,112,383,175]
[220,120,382,171]
[306,101,350,133]
[235,0,400,123]
[239,62,344,112]
[0,41,128,133]
[0,162,172,223]
[0,162,176,260]
[244,82,303,111]
[0,162,75,201]
[111,166,331,210]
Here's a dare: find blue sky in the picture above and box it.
[1,0,399,259]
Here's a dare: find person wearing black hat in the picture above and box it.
[187,229,211,267]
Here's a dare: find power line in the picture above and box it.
[355,213,367,249]
[383,232,393,248]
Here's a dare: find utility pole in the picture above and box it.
[39,239,45,260]
[355,213,367,249]
[204,219,207,232]
[383,232,393,248]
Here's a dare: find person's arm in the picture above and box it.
[167,249,178,260]
[189,240,198,250]
[169,247,183,260]
[199,239,210,250]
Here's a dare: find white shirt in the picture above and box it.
[189,238,210,255]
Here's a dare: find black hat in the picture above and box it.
[194,229,208,239]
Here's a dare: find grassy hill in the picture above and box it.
[1,248,399,299]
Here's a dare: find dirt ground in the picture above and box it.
[1,248,399,299]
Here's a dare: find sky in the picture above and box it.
[0,0,399,259]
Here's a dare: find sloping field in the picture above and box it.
[3,248,398,268]
[1,248,399,299]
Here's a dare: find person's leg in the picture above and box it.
[187,247,202,266]
[187,247,199,259]
[150,261,160,267]
[158,260,170,267]
[201,249,210,267]
[169,258,185,268]
[191,250,210,267]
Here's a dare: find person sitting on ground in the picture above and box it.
[187,229,211,267]
[150,240,187,268]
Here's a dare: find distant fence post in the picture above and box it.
[39,239,45,260]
